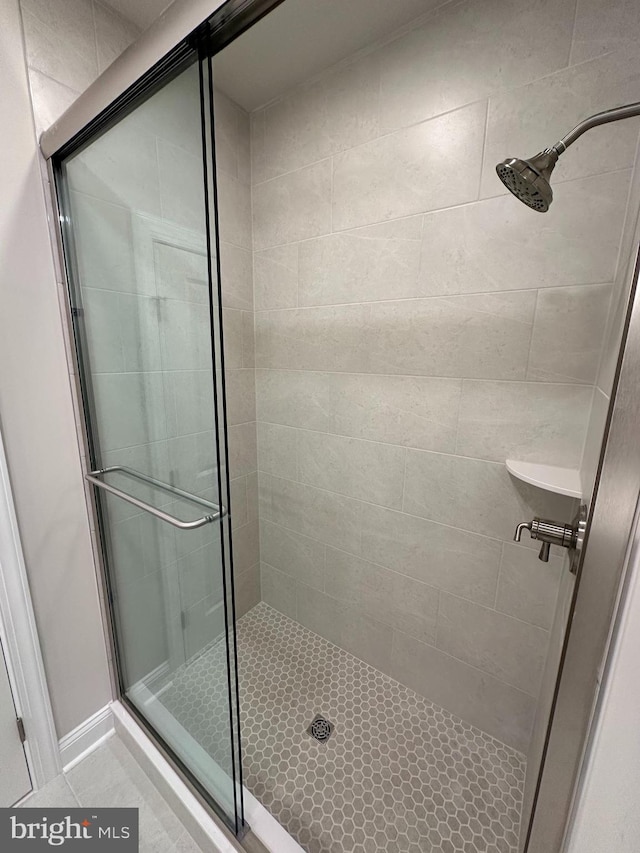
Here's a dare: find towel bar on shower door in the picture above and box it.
[86,465,225,530]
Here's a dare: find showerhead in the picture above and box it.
[496,100,640,212]
[495,149,559,213]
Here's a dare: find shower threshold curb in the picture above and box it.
[111,700,303,853]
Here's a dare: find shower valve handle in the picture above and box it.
[513,507,587,569]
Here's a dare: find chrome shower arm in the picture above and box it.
[552,100,640,155]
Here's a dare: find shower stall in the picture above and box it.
[44,0,640,851]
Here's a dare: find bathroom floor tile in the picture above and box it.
[163,602,526,853]
[20,736,202,852]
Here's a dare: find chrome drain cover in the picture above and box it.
[306,715,333,743]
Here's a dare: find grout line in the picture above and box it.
[90,0,100,79]
[434,589,442,649]
[253,419,584,470]
[477,98,490,199]
[259,471,540,555]
[400,447,408,514]
[252,278,617,311]
[452,379,464,457]
[494,542,505,610]
[391,622,541,702]
[329,154,334,237]
[524,289,540,380]
[567,0,582,68]
[254,366,597,389]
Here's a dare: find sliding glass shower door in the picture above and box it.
[56,59,244,833]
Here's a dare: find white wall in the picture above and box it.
[564,505,640,853]
[0,0,112,737]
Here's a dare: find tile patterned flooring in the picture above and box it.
[164,602,526,853]
[18,735,201,852]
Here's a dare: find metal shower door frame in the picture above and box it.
[524,239,640,852]
[40,0,640,850]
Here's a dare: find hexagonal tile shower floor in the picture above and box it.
[162,603,525,853]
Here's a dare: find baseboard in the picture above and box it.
[59,704,114,772]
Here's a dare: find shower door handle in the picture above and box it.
[86,465,224,530]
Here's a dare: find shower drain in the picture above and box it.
[306,715,333,743]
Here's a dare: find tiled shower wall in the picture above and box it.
[20,0,139,136]
[251,0,640,753]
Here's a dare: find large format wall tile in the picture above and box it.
[214,89,251,183]
[217,170,252,250]
[456,380,592,466]
[154,243,208,304]
[230,476,248,530]
[221,308,255,369]
[377,0,574,131]
[81,288,126,374]
[72,193,137,293]
[259,473,362,555]
[261,563,296,619]
[225,368,256,426]
[570,0,640,64]
[437,593,549,696]
[324,547,439,646]
[256,291,536,379]
[422,172,629,294]
[158,298,212,371]
[21,0,97,91]
[296,430,406,509]
[92,372,168,452]
[256,421,298,480]
[27,68,80,136]
[257,53,381,181]
[297,584,393,676]
[256,369,461,453]
[233,519,260,573]
[497,543,563,631]
[360,502,501,607]
[332,101,486,230]
[391,629,536,752]
[228,422,257,478]
[254,244,298,310]
[68,119,163,217]
[236,562,261,618]
[252,160,332,249]
[527,284,613,384]
[403,449,576,543]
[481,51,640,197]
[137,64,202,160]
[167,431,218,496]
[93,1,138,74]
[219,243,253,311]
[163,370,213,438]
[298,216,423,306]
[260,519,324,592]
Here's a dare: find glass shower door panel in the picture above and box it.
[59,62,243,832]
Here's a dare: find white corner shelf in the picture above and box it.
[506,459,582,499]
